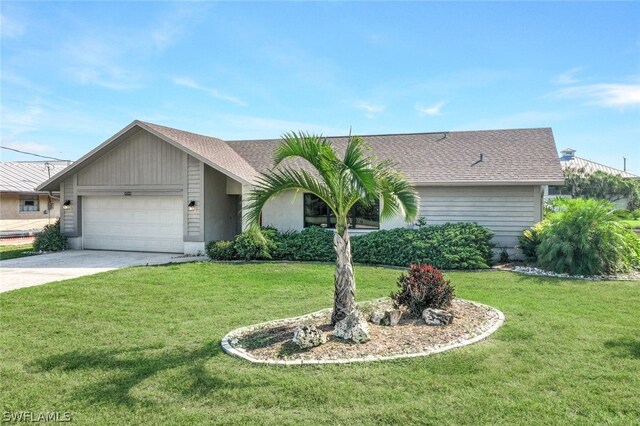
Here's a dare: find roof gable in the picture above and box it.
[38,121,257,191]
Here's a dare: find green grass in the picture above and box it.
[1,262,639,425]
[0,243,35,260]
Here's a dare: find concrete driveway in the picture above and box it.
[0,250,207,293]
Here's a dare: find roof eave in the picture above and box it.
[138,123,254,186]
[411,179,565,186]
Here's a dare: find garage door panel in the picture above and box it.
[83,196,183,253]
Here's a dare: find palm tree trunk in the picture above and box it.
[332,228,356,325]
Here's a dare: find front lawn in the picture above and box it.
[1,263,638,424]
[0,243,35,260]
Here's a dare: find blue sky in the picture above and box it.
[1,2,639,172]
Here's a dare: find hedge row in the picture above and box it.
[207,222,495,269]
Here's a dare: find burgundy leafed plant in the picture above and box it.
[392,263,454,317]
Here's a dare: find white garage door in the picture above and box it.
[83,196,183,253]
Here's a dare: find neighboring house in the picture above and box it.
[0,161,71,235]
[545,148,639,208]
[37,121,564,254]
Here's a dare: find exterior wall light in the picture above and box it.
[188,200,196,211]
[63,200,71,210]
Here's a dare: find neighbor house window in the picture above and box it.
[19,195,39,212]
[548,185,568,196]
[303,194,379,229]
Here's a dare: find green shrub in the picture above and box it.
[271,227,335,262]
[233,227,274,260]
[537,198,640,275]
[206,222,495,269]
[391,263,454,317]
[518,221,546,263]
[352,222,494,269]
[33,220,67,252]
[206,240,236,260]
[612,209,633,221]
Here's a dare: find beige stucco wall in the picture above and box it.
[259,190,410,233]
[0,193,59,221]
[261,191,305,231]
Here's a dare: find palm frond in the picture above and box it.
[273,131,342,202]
[375,161,419,223]
[341,134,377,196]
[244,167,335,226]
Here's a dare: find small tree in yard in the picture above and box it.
[245,132,418,324]
[563,167,640,210]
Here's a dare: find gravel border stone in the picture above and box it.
[220,299,505,366]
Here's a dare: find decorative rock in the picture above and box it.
[334,311,370,343]
[422,308,454,326]
[292,325,327,349]
[369,311,385,325]
[381,309,402,326]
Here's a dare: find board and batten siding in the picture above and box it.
[77,129,184,187]
[60,177,78,235]
[185,155,204,240]
[417,186,542,249]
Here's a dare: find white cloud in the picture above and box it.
[416,101,446,116]
[551,83,640,107]
[150,4,208,51]
[0,13,25,39]
[173,77,247,106]
[552,67,583,85]
[221,115,343,138]
[64,38,143,90]
[0,105,44,134]
[2,141,55,154]
[355,101,384,119]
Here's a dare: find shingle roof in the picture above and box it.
[1,161,71,193]
[38,122,564,191]
[560,155,639,179]
[227,128,564,185]
[139,121,258,184]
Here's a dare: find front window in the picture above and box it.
[19,195,39,212]
[303,194,379,229]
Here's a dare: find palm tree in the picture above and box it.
[245,132,419,325]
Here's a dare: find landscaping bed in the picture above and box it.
[225,298,503,363]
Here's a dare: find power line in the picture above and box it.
[0,146,70,162]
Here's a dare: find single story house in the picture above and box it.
[38,121,564,254]
[545,148,639,208]
[0,161,71,235]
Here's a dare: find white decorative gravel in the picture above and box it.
[513,266,640,281]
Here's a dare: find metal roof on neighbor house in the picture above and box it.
[227,128,565,185]
[0,161,71,193]
[559,154,639,179]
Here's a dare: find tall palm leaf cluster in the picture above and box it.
[245,132,418,324]
[538,198,640,275]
